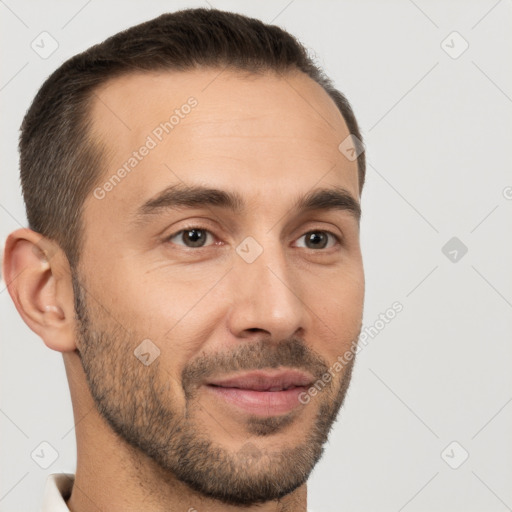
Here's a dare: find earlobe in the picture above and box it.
[2,228,77,352]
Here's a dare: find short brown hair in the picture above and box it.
[19,7,365,268]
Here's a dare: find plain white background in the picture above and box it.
[1,1,511,511]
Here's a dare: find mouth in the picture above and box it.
[204,369,315,416]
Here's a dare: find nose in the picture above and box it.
[226,238,308,342]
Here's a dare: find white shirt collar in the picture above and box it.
[41,473,74,511]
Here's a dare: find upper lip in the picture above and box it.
[206,369,315,391]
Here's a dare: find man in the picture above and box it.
[3,7,366,512]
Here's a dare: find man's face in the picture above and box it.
[74,68,364,505]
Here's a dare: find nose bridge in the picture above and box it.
[228,234,305,338]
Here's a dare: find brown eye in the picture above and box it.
[295,231,339,250]
[167,228,214,248]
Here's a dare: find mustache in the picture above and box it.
[181,337,330,395]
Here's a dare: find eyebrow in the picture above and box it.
[135,183,361,223]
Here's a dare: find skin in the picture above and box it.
[3,68,365,512]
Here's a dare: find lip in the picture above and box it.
[206,369,315,391]
[204,369,314,416]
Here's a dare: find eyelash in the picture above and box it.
[165,225,342,251]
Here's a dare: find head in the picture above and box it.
[5,8,365,507]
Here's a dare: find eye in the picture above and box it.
[167,227,216,248]
[295,230,340,250]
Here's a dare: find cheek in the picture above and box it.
[311,265,365,362]
[91,265,226,379]
[92,260,220,336]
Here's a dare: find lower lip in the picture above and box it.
[205,385,309,416]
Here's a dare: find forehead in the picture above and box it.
[85,68,359,221]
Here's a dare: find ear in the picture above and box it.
[2,228,77,352]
